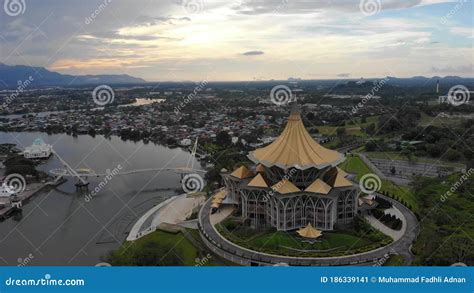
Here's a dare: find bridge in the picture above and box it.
[48,138,205,189]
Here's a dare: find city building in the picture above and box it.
[23,138,52,159]
[215,105,358,231]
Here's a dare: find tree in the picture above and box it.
[445,149,461,161]
[390,166,396,175]
[216,131,232,146]
[336,127,346,136]
[365,141,377,152]
[365,123,376,135]
[306,112,315,121]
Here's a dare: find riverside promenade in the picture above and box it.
[198,193,419,266]
[127,193,205,241]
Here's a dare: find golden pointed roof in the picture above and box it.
[271,179,300,194]
[211,202,220,208]
[212,197,223,204]
[336,167,348,178]
[247,173,269,188]
[304,179,332,194]
[230,165,254,179]
[255,164,265,173]
[248,110,344,170]
[213,189,228,200]
[324,167,353,188]
[297,223,322,239]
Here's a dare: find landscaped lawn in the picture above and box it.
[216,217,392,258]
[366,151,465,168]
[383,255,405,266]
[107,229,231,266]
[339,154,419,211]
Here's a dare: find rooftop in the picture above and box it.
[248,108,344,170]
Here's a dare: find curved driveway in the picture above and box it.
[198,193,419,266]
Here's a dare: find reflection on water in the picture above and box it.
[0,131,200,266]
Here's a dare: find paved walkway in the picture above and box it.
[198,192,419,266]
[364,214,404,241]
[127,196,178,241]
[210,206,235,225]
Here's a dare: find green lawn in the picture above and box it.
[383,255,405,266]
[339,154,419,211]
[366,151,465,168]
[419,112,465,128]
[106,229,231,266]
[216,217,392,258]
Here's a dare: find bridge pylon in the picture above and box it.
[51,149,89,190]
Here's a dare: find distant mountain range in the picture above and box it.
[0,63,146,88]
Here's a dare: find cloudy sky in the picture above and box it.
[0,0,472,81]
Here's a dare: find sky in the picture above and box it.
[0,0,472,81]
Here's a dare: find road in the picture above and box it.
[198,192,419,266]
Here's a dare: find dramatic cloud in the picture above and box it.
[0,0,471,80]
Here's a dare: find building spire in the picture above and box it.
[289,94,299,115]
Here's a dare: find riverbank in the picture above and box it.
[0,178,66,220]
[0,131,202,265]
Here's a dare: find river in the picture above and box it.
[0,132,201,266]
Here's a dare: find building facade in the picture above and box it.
[214,108,358,231]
